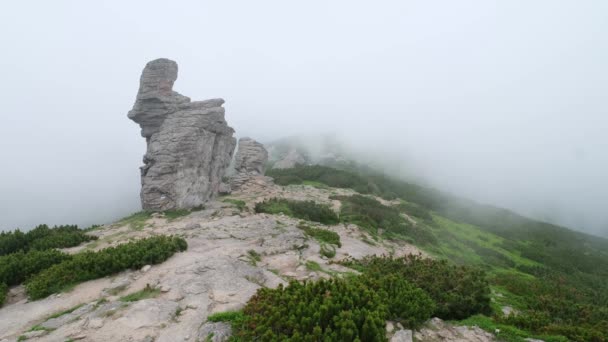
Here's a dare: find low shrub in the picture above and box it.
[342,255,492,320]
[319,244,336,258]
[333,195,437,245]
[255,198,339,225]
[394,201,433,221]
[26,236,187,300]
[0,249,70,286]
[0,224,96,256]
[297,223,341,247]
[207,310,246,323]
[235,273,433,341]
[222,198,247,212]
[0,282,7,306]
[267,165,369,191]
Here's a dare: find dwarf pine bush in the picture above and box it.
[26,236,187,300]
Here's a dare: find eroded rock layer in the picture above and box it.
[128,58,236,211]
[230,137,269,191]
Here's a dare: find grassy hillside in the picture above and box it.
[267,165,608,341]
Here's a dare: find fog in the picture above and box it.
[1,1,606,237]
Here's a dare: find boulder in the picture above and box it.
[391,330,413,342]
[234,138,268,175]
[231,137,269,191]
[272,148,306,169]
[128,58,236,211]
[198,322,232,342]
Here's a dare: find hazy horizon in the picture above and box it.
[1,1,606,237]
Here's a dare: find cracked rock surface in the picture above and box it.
[128,58,236,211]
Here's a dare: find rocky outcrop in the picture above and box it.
[272,148,306,169]
[414,317,495,342]
[128,58,236,211]
[234,138,268,175]
[230,138,269,191]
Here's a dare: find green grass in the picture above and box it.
[29,325,53,332]
[246,250,262,266]
[117,206,204,229]
[305,260,323,272]
[302,180,329,189]
[46,303,85,320]
[116,211,152,230]
[456,315,568,342]
[255,198,339,225]
[119,285,161,302]
[427,214,540,272]
[222,198,247,212]
[319,244,336,258]
[207,310,245,323]
[297,222,341,247]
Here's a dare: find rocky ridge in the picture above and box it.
[128,58,236,211]
[0,177,500,342]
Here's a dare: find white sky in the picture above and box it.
[0,1,606,236]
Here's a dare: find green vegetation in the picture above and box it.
[332,194,437,245]
[297,222,341,258]
[341,255,491,320]
[268,164,608,341]
[0,249,70,287]
[297,222,341,247]
[46,303,85,320]
[254,198,339,225]
[120,284,161,302]
[0,224,96,306]
[0,282,7,306]
[26,235,187,299]
[207,310,246,323]
[319,244,336,258]
[394,200,433,221]
[232,254,485,341]
[117,211,152,230]
[164,207,204,220]
[118,207,204,229]
[246,250,262,266]
[222,198,247,212]
[0,224,96,256]
[267,165,371,193]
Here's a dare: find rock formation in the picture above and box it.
[128,58,236,211]
[272,148,306,169]
[230,138,269,191]
[234,138,268,175]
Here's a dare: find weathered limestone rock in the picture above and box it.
[415,317,496,342]
[40,304,95,330]
[128,58,236,211]
[198,322,232,342]
[117,299,179,329]
[230,138,269,191]
[272,148,306,169]
[234,138,268,175]
[391,329,413,342]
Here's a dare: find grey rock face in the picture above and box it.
[40,304,95,330]
[128,58,236,211]
[234,138,268,175]
[231,138,269,191]
[198,322,232,342]
[272,148,306,169]
[391,329,413,342]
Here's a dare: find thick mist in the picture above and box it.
[0,1,606,236]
